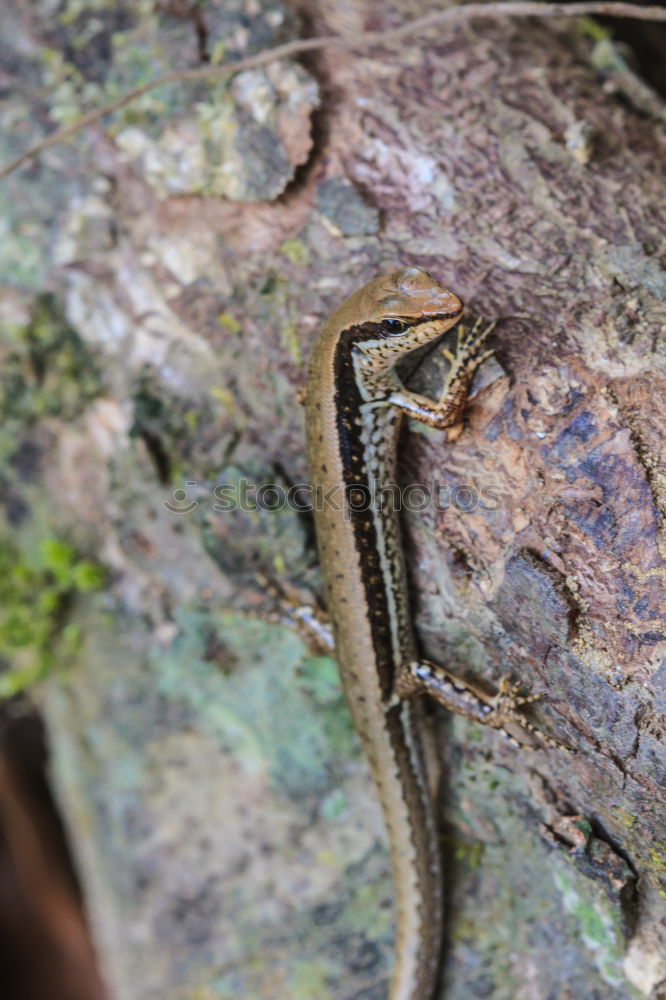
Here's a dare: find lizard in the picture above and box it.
[305,265,562,1000]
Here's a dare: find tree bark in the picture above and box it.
[1,1,665,999]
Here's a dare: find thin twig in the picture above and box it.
[2,1,666,180]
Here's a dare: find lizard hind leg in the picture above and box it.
[393,659,501,725]
[393,661,574,752]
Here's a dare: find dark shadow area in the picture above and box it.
[601,15,666,96]
[0,701,107,1000]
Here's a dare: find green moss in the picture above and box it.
[0,535,106,697]
[576,15,612,42]
[610,806,638,832]
[648,842,666,875]
[0,293,103,433]
[280,239,310,267]
[41,5,188,132]
[574,816,593,839]
[217,312,242,335]
[209,41,227,66]
[451,836,486,870]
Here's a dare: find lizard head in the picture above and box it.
[334,266,464,371]
[372,266,463,328]
[330,266,462,330]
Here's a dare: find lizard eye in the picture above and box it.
[382,319,408,336]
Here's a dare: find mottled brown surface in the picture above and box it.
[1,0,665,998]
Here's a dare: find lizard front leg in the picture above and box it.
[387,319,496,429]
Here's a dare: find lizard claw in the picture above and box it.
[489,675,575,753]
[442,319,497,385]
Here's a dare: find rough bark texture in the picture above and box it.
[0,2,665,999]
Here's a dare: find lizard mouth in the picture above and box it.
[421,305,464,322]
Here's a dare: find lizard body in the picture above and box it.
[305,266,539,999]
